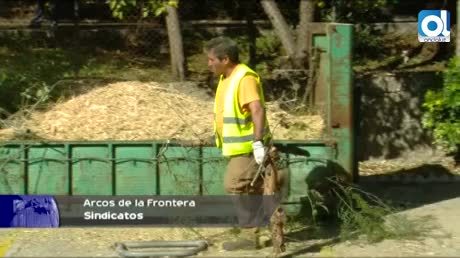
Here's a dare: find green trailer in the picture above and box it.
[0,23,354,216]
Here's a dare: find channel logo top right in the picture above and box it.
[418,10,451,42]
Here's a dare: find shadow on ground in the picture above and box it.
[358,164,460,210]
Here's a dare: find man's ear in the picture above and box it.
[222,55,230,65]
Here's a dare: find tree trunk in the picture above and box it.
[165,3,185,81]
[295,0,315,68]
[245,0,257,68]
[260,0,296,60]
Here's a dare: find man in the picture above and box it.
[205,37,272,251]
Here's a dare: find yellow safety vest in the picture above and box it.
[213,64,271,156]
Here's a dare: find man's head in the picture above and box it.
[204,37,240,76]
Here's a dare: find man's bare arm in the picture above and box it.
[247,100,265,141]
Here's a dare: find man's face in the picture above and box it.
[207,50,228,76]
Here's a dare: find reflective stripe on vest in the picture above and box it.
[223,134,254,143]
[223,116,252,125]
[213,64,271,156]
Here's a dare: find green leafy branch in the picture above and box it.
[422,58,460,153]
[107,0,178,19]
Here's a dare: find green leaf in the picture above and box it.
[108,0,116,9]
[422,57,460,152]
[154,6,166,16]
[167,0,179,8]
[143,9,149,17]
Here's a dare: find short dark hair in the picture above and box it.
[204,37,240,63]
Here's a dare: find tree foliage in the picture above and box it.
[106,0,178,19]
[316,0,396,23]
[422,58,460,153]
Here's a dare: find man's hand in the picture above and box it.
[252,141,265,165]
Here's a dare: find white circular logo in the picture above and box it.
[421,15,443,37]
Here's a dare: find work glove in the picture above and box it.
[252,141,266,165]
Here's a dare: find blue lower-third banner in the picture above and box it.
[0,195,281,228]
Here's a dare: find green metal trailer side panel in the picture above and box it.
[286,144,332,202]
[329,24,355,178]
[159,146,200,195]
[311,24,354,179]
[72,145,112,195]
[115,145,157,195]
[330,25,353,106]
[201,147,226,195]
[0,146,24,194]
[313,35,331,125]
[0,141,338,216]
[28,146,68,194]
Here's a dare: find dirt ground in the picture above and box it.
[1,180,460,258]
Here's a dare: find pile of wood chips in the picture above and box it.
[0,81,324,143]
